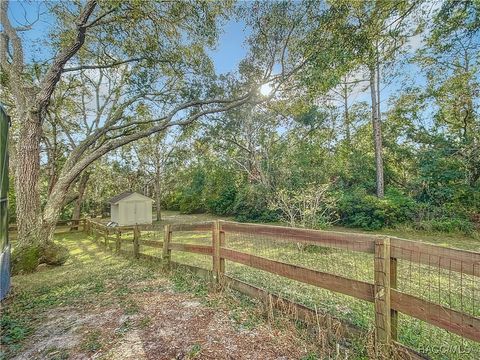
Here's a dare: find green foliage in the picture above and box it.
[270,184,338,229]
[173,165,238,215]
[338,189,417,230]
[187,343,202,358]
[12,242,70,275]
[232,185,279,223]
[16,0,477,240]
[0,314,29,352]
[170,269,208,297]
[414,218,475,235]
[206,185,237,215]
[80,330,102,352]
[203,165,238,215]
[11,245,40,274]
[300,353,319,360]
[416,140,480,214]
[178,168,207,214]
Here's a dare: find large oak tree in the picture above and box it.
[0,0,260,272]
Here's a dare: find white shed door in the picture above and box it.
[135,201,146,222]
[125,201,146,224]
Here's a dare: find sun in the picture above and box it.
[260,83,273,96]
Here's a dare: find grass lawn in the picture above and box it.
[138,212,480,360]
[3,212,479,359]
[1,229,358,360]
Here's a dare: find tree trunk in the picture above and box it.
[42,177,73,242]
[71,172,89,230]
[154,180,162,221]
[343,81,351,145]
[47,123,59,196]
[369,65,384,198]
[12,111,68,273]
[14,112,43,247]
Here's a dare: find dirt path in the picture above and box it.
[9,275,312,360]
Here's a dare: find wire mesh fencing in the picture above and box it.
[390,239,480,359]
[168,222,214,271]
[85,218,480,359]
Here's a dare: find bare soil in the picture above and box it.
[11,278,311,360]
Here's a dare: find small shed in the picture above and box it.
[108,192,153,226]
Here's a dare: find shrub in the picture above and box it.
[203,166,238,216]
[270,184,339,229]
[179,194,205,214]
[206,185,237,216]
[163,190,181,211]
[11,245,40,274]
[338,188,417,230]
[0,314,30,350]
[178,168,206,214]
[233,185,279,223]
[414,218,475,235]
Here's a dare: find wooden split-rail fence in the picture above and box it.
[82,218,479,358]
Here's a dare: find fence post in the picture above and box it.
[70,219,78,232]
[374,237,392,352]
[213,220,224,283]
[133,225,140,259]
[162,224,172,268]
[104,228,109,248]
[116,230,121,252]
[390,254,398,341]
[219,221,225,277]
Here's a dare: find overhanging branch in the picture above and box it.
[62,57,144,73]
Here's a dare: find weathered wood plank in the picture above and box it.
[227,277,423,359]
[170,261,213,280]
[391,289,480,342]
[390,256,398,341]
[162,224,172,268]
[133,226,140,259]
[221,221,479,276]
[221,221,376,253]
[169,243,213,256]
[135,224,162,232]
[390,237,480,277]
[219,229,225,275]
[374,238,391,346]
[220,248,375,302]
[138,239,163,248]
[117,227,135,233]
[161,261,428,359]
[170,222,213,232]
[115,231,121,252]
[392,342,429,360]
[224,275,362,337]
[213,221,221,281]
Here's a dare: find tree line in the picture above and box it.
[1,0,478,273]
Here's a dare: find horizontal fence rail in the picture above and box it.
[84,218,480,358]
[8,219,85,232]
[220,248,375,302]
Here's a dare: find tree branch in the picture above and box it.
[62,57,144,73]
[36,0,97,112]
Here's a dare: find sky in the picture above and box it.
[5,0,428,113]
[7,0,249,74]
